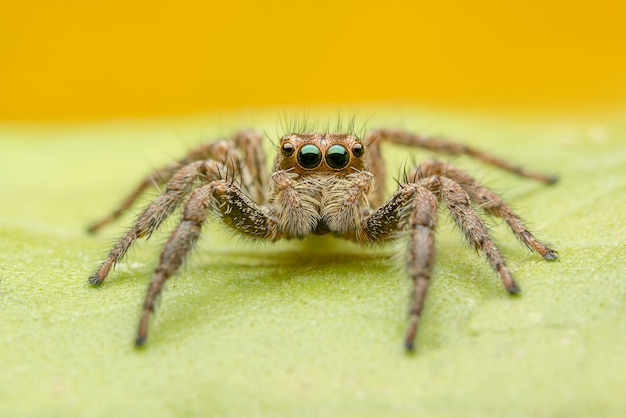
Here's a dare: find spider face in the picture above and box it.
[275,133,367,176]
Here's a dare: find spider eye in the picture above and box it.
[326,144,350,169]
[297,144,322,169]
[352,142,364,157]
[281,142,295,157]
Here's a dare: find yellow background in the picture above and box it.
[1,1,625,120]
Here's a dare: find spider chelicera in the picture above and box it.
[88,127,558,350]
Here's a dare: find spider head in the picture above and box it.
[275,133,367,176]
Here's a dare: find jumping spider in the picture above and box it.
[88,127,558,350]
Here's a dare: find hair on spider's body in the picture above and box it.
[88,126,559,350]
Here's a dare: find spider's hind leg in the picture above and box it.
[88,130,264,233]
[87,161,186,234]
[365,128,558,184]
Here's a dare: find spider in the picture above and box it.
[88,127,558,350]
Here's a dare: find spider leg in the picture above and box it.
[404,187,438,351]
[88,130,265,233]
[88,160,227,285]
[363,128,558,203]
[362,175,523,350]
[431,176,520,294]
[409,160,558,260]
[87,161,185,233]
[136,180,276,346]
[360,183,439,351]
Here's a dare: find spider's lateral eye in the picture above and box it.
[352,142,364,157]
[281,142,295,157]
[297,144,322,169]
[326,144,350,169]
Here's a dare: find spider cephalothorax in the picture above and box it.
[88,127,558,350]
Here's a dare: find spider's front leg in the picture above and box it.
[360,183,440,351]
[363,174,526,351]
[88,160,228,285]
[136,180,276,346]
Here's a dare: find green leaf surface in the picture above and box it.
[1,108,625,417]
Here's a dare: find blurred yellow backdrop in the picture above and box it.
[1,1,625,120]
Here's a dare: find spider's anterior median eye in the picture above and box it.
[281,142,295,157]
[325,144,350,169]
[352,142,364,157]
[297,144,323,169]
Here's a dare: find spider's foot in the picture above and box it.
[88,274,104,286]
[88,260,114,285]
[136,311,151,347]
[506,282,521,295]
[86,215,115,234]
[404,315,419,352]
[543,250,559,261]
[135,335,147,347]
[545,175,559,185]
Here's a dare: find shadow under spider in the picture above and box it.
[142,248,402,346]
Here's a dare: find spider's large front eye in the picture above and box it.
[281,142,295,157]
[325,144,350,169]
[297,144,322,169]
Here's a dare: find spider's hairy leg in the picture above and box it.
[360,184,439,351]
[410,160,558,260]
[136,180,276,346]
[365,128,558,184]
[430,176,520,294]
[404,187,439,351]
[87,161,183,234]
[88,131,258,234]
[88,160,227,285]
